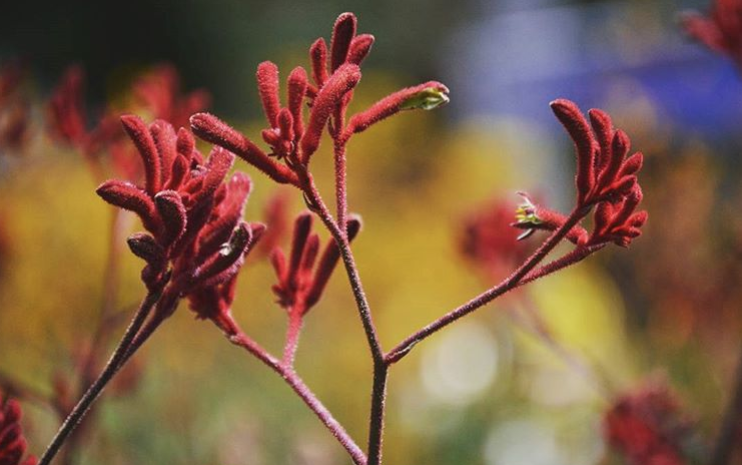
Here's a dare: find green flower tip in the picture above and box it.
[514,193,541,226]
[400,85,450,111]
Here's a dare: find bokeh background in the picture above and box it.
[1,0,740,464]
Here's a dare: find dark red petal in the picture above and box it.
[121,114,161,195]
[300,64,361,163]
[550,99,596,204]
[330,12,357,71]
[190,112,298,184]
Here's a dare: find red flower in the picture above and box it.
[514,99,647,248]
[47,65,211,181]
[190,12,448,188]
[271,212,361,314]
[0,396,37,465]
[681,0,742,69]
[459,197,532,280]
[604,382,698,465]
[96,116,262,334]
[132,64,211,130]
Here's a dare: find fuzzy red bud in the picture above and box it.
[348,82,449,134]
[257,61,281,128]
[121,114,161,195]
[300,64,361,163]
[190,112,298,185]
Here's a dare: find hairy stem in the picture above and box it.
[386,206,591,364]
[229,332,367,465]
[367,361,389,465]
[334,141,348,234]
[38,289,161,465]
[301,172,387,463]
[303,176,384,363]
[282,310,304,368]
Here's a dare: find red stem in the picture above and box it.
[367,361,388,465]
[38,289,162,465]
[385,205,591,364]
[282,309,305,368]
[228,331,367,465]
[302,176,383,363]
[334,138,348,235]
[300,175,389,464]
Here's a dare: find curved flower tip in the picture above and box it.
[300,63,362,162]
[347,81,449,135]
[331,12,358,71]
[513,193,589,245]
[399,83,450,111]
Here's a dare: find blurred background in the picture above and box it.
[0,0,740,464]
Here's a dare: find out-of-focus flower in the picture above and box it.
[254,190,291,257]
[0,395,37,465]
[0,61,31,154]
[132,64,211,130]
[459,197,531,280]
[47,65,210,181]
[271,212,361,314]
[604,380,702,465]
[96,116,262,335]
[681,0,742,69]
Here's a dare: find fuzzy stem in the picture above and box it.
[386,206,591,364]
[518,243,605,287]
[300,172,387,464]
[367,361,389,465]
[302,176,383,363]
[334,140,348,235]
[282,309,305,368]
[38,289,161,465]
[229,332,367,465]
[710,342,742,465]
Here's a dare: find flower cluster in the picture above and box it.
[190,12,449,188]
[96,115,262,334]
[47,65,210,180]
[0,395,36,465]
[682,0,742,69]
[604,382,700,465]
[514,99,647,248]
[271,212,361,314]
